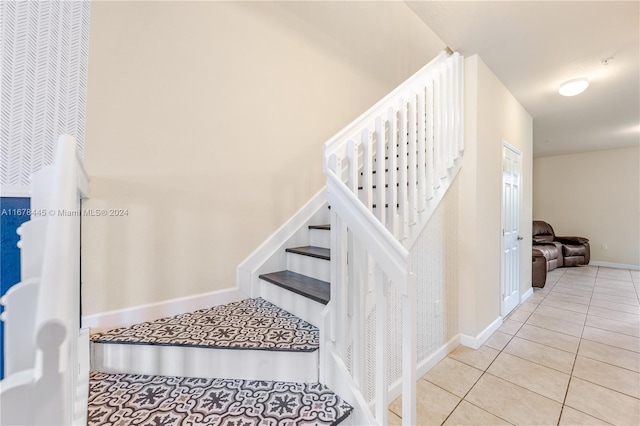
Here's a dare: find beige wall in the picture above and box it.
[82,1,446,314]
[533,147,640,267]
[459,56,534,337]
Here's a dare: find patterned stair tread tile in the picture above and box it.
[88,372,353,426]
[91,298,319,352]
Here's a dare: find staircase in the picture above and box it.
[1,50,464,426]
[88,223,347,425]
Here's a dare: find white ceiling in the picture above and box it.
[407,1,640,158]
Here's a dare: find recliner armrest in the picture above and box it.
[556,236,589,245]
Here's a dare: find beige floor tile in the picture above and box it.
[527,293,546,304]
[540,298,589,314]
[498,319,524,336]
[552,286,593,298]
[573,355,640,399]
[484,331,513,351]
[585,314,640,337]
[390,379,460,426]
[558,406,611,425]
[515,324,580,353]
[588,306,640,324]
[423,357,484,398]
[545,292,592,306]
[443,400,511,426]
[504,337,576,374]
[517,301,538,313]
[582,326,640,353]
[565,377,640,425]
[589,298,640,315]
[578,339,640,372]
[448,345,500,371]
[631,270,640,281]
[554,281,595,291]
[534,305,587,324]
[597,268,633,282]
[465,374,562,426]
[388,409,402,425]
[590,292,639,307]
[506,309,531,323]
[595,277,637,289]
[487,352,570,402]
[561,268,597,277]
[526,313,584,337]
[592,286,638,299]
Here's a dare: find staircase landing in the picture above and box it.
[88,372,353,425]
[91,298,319,352]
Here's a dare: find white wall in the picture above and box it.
[459,55,533,337]
[533,147,640,267]
[82,1,446,315]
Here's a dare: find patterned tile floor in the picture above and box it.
[91,298,319,352]
[389,266,640,425]
[88,372,353,426]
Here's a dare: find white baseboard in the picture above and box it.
[82,287,246,331]
[589,261,640,271]
[387,334,461,403]
[521,287,534,303]
[460,316,503,350]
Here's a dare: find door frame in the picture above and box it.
[501,140,522,317]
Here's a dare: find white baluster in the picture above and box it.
[425,77,435,199]
[433,72,443,187]
[447,60,455,169]
[397,99,408,240]
[452,55,460,160]
[387,107,398,237]
[347,139,359,194]
[440,64,449,179]
[362,128,373,211]
[458,54,465,153]
[417,85,427,212]
[375,117,386,225]
[407,93,417,225]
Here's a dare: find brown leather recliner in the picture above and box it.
[532,221,590,267]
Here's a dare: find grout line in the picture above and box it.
[557,266,598,425]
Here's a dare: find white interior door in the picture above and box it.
[501,142,521,317]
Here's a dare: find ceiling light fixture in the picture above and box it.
[559,78,589,96]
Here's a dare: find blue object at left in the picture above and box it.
[0,196,31,379]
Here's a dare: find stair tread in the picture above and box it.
[88,372,353,426]
[260,270,330,305]
[286,245,330,260]
[90,298,319,352]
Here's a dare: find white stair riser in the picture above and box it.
[287,253,330,282]
[260,279,325,327]
[309,229,330,249]
[91,343,318,383]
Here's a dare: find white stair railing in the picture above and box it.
[1,135,90,425]
[321,51,464,425]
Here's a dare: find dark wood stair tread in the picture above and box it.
[286,246,330,260]
[259,270,330,305]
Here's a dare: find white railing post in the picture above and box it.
[375,265,388,425]
[401,271,417,426]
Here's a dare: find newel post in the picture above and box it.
[402,271,417,425]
